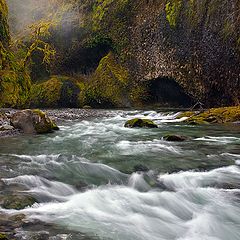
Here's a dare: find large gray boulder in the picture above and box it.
[10,109,59,134]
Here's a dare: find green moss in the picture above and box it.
[92,0,129,31]
[30,76,64,108]
[0,233,8,240]
[83,52,130,107]
[165,0,183,28]
[183,106,240,124]
[32,109,59,133]
[0,70,31,108]
[90,0,131,55]
[124,118,158,128]
[177,111,195,119]
[0,0,10,46]
[2,195,36,210]
[30,75,82,108]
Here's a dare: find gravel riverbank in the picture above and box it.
[0,108,113,138]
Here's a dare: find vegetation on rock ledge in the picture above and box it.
[179,106,240,124]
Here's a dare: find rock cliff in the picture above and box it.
[2,0,240,108]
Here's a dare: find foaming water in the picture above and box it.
[6,166,239,240]
[3,175,77,201]
[0,109,240,239]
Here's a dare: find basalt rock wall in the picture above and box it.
[124,0,240,107]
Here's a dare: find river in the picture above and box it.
[0,109,240,240]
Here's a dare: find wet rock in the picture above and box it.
[0,125,14,131]
[82,105,92,109]
[10,109,59,134]
[163,135,189,142]
[1,195,37,210]
[133,164,149,172]
[181,106,240,124]
[26,231,49,240]
[187,120,210,125]
[0,233,9,240]
[0,213,25,233]
[124,118,158,128]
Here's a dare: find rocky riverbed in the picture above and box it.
[0,109,114,138]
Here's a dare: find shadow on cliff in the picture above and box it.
[145,77,194,108]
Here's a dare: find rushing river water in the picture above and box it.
[0,109,240,240]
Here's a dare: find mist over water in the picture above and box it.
[6,0,79,35]
[0,109,240,239]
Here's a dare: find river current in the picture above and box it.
[0,109,240,240]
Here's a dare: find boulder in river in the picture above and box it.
[133,164,149,172]
[163,135,189,142]
[1,194,37,210]
[124,118,158,128]
[10,109,59,134]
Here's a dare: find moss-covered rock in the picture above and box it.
[81,0,240,107]
[10,109,59,134]
[0,0,10,46]
[181,106,240,124]
[83,52,131,108]
[0,233,8,240]
[0,70,31,108]
[124,118,158,128]
[30,75,81,108]
[1,195,36,210]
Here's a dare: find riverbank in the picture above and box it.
[0,108,114,137]
[1,106,239,138]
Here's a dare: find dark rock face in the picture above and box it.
[10,109,59,134]
[133,164,149,172]
[59,0,239,108]
[145,77,194,107]
[124,118,158,128]
[4,0,239,108]
[0,0,10,46]
[58,41,112,75]
[55,0,239,108]
[59,80,80,108]
[127,0,240,107]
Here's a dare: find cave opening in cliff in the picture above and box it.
[146,76,194,107]
[59,40,113,75]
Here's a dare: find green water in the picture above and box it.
[0,109,240,240]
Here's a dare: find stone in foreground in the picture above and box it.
[1,195,37,210]
[124,118,158,128]
[10,109,59,134]
[163,135,189,142]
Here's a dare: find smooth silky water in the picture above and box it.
[0,109,240,240]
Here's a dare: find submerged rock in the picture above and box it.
[124,118,158,128]
[1,195,37,210]
[10,109,59,134]
[133,164,149,172]
[163,135,189,142]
